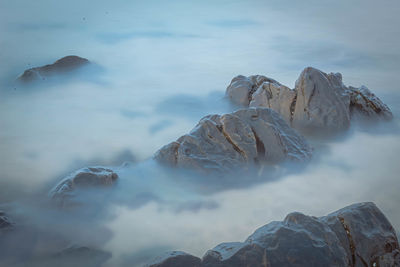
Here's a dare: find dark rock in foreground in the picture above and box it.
[49,167,118,206]
[226,67,393,134]
[17,55,90,82]
[148,202,400,267]
[154,107,312,173]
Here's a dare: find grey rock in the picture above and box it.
[225,75,282,106]
[17,55,89,82]
[49,167,118,205]
[151,202,400,267]
[226,67,393,134]
[154,107,312,173]
[348,85,393,120]
[30,246,112,267]
[145,251,202,267]
[292,67,351,133]
[321,202,400,267]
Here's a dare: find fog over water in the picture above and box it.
[0,0,400,266]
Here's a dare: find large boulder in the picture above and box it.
[321,202,399,267]
[150,202,400,267]
[154,107,312,173]
[17,55,90,83]
[226,67,393,134]
[292,67,351,133]
[49,167,118,206]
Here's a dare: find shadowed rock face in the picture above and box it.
[226,67,393,134]
[17,55,89,82]
[148,202,400,267]
[154,107,312,173]
[49,167,118,206]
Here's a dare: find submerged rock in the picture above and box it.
[154,107,312,173]
[151,202,400,267]
[292,67,351,133]
[49,167,118,205]
[146,251,202,267]
[348,85,393,120]
[226,67,393,134]
[0,211,13,230]
[30,246,112,267]
[17,55,90,82]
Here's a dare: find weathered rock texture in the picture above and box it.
[226,67,393,133]
[49,167,118,205]
[154,107,312,172]
[149,202,400,267]
[17,55,89,82]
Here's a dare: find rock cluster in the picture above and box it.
[226,67,393,134]
[17,55,90,82]
[49,167,118,205]
[155,107,312,173]
[147,202,400,267]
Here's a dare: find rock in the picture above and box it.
[226,67,393,134]
[292,67,351,133]
[348,86,393,120]
[154,107,312,173]
[249,80,296,123]
[225,75,283,106]
[321,202,400,267]
[151,202,400,267]
[0,211,13,230]
[17,55,89,82]
[145,251,202,267]
[49,167,118,205]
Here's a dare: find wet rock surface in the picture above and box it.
[226,67,393,134]
[17,55,89,82]
[149,202,400,267]
[49,167,118,206]
[154,107,312,173]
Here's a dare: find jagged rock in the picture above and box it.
[0,211,13,230]
[152,202,400,267]
[348,86,393,120]
[292,67,351,133]
[226,67,392,134]
[249,80,296,123]
[17,55,89,82]
[49,167,118,205]
[146,251,202,267]
[154,107,312,173]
